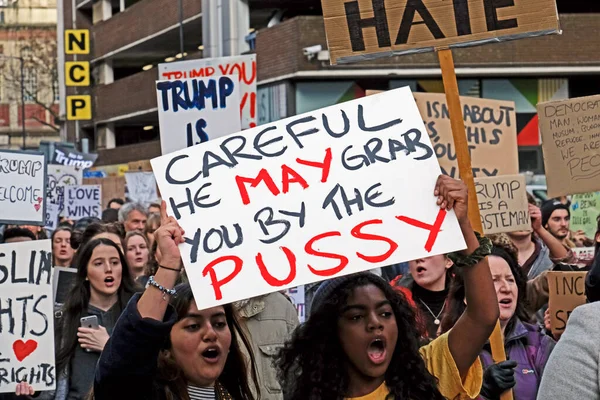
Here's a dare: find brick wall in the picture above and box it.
[257,14,600,82]
[92,0,201,58]
[94,67,157,122]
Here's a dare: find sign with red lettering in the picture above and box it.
[0,240,55,393]
[151,87,466,309]
[158,55,257,130]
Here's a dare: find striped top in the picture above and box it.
[188,385,216,400]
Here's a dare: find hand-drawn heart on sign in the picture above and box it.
[13,339,38,362]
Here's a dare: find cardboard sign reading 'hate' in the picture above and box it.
[0,150,47,226]
[539,94,600,197]
[475,174,530,234]
[159,55,257,130]
[157,76,242,155]
[414,93,518,178]
[152,87,467,309]
[548,271,587,335]
[321,0,560,64]
[65,185,102,220]
[0,240,55,393]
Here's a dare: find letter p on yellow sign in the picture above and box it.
[67,95,92,120]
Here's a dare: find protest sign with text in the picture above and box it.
[152,87,466,310]
[321,0,560,64]
[0,150,46,226]
[572,247,595,267]
[570,192,600,240]
[159,55,257,129]
[65,185,102,220]
[547,271,587,335]
[46,164,83,229]
[0,240,55,393]
[52,145,97,169]
[414,93,518,178]
[157,76,241,154]
[125,172,159,203]
[475,175,530,234]
[284,286,306,323]
[539,94,600,197]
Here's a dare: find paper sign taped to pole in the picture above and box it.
[158,55,257,129]
[475,174,530,234]
[547,271,587,335]
[0,150,47,225]
[539,94,600,197]
[151,86,467,310]
[157,76,242,154]
[321,0,561,64]
[65,185,102,220]
[0,240,55,393]
[414,93,518,178]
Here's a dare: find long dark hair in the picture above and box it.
[441,244,529,336]
[71,222,125,250]
[276,273,444,400]
[55,238,138,374]
[156,284,259,400]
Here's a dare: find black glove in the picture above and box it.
[480,360,518,400]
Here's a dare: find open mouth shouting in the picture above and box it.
[201,346,222,364]
[367,337,387,365]
[104,276,115,287]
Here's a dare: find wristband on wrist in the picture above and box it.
[159,264,182,272]
[148,275,177,300]
[448,232,492,268]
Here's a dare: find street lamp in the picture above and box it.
[0,54,26,149]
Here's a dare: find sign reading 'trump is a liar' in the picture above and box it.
[0,150,46,226]
[0,240,55,393]
[151,87,467,310]
[157,76,242,155]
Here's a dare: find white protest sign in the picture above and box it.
[284,286,306,323]
[151,87,466,309]
[65,185,102,220]
[125,172,159,203]
[45,202,61,231]
[46,164,83,225]
[157,76,241,154]
[0,240,55,393]
[0,150,46,225]
[159,55,257,129]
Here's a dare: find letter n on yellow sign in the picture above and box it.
[67,95,92,120]
[65,61,90,86]
[65,29,90,54]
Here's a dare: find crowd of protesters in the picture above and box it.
[2,176,600,400]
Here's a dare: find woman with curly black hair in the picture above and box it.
[276,175,500,400]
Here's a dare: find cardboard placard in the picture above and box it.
[0,150,47,226]
[125,172,159,203]
[158,55,257,129]
[321,0,560,64]
[475,174,530,234]
[157,76,242,155]
[65,185,102,220]
[151,87,466,309]
[52,267,78,305]
[0,240,55,393]
[539,94,600,197]
[570,192,600,240]
[547,271,587,335]
[414,93,518,178]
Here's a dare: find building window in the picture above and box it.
[23,68,37,102]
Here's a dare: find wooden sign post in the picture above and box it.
[438,48,510,399]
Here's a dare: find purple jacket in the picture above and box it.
[479,320,555,400]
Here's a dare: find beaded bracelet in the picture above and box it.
[148,275,177,300]
[448,232,492,268]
